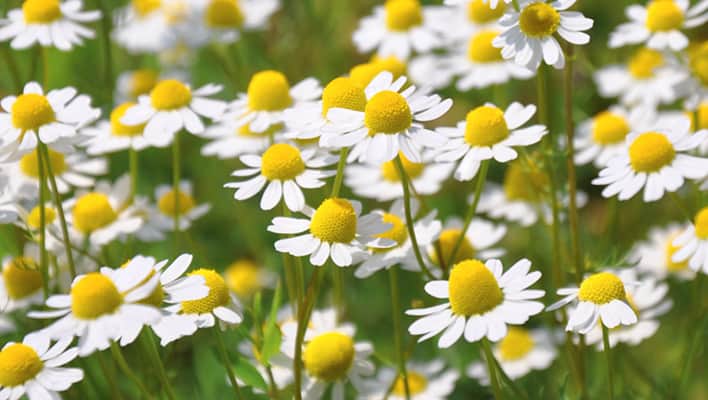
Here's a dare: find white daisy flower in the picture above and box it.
[151,181,211,231]
[547,271,638,334]
[0,82,99,161]
[436,102,547,181]
[200,120,271,159]
[115,68,160,102]
[591,117,708,202]
[268,198,396,267]
[407,258,545,348]
[321,72,452,164]
[492,0,593,70]
[113,0,171,53]
[130,195,167,243]
[630,224,695,280]
[192,0,279,44]
[0,334,83,400]
[121,79,227,146]
[349,56,408,89]
[224,143,336,212]
[223,258,277,300]
[0,0,100,51]
[672,206,708,274]
[28,260,163,356]
[438,0,508,43]
[82,102,153,154]
[359,359,459,400]
[608,0,708,51]
[14,203,65,254]
[0,251,44,312]
[467,327,557,383]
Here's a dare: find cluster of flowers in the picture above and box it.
[0,0,706,399]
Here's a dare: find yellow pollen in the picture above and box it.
[381,152,424,182]
[321,77,366,117]
[11,93,55,132]
[0,344,43,387]
[591,111,630,145]
[392,371,427,395]
[72,192,118,234]
[2,257,42,299]
[503,159,548,202]
[19,148,66,179]
[468,0,506,24]
[22,0,61,23]
[224,259,262,299]
[150,79,192,110]
[464,105,509,146]
[310,198,358,243]
[467,30,503,63]
[628,48,664,79]
[429,229,476,266]
[71,273,123,319]
[374,213,408,249]
[158,189,196,216]
[646,0,684,32]
[448,259,503,316]
[128,69,158,98]
[385,0,423,32]
[27,205,57,229]
[247,70,293,111]
[303,332,355,381]
[132,0,161,16]
[205,0,244,28]
[577,272,626,304]
[181,269,230,314]
[260,143,305,181]
[665,232,689,271]
[694,207,708,239]
[628,132,675,172]
[689,42,708,86]
[110,103,146,137]
[519,2,560,38]
[365,91,412,135]
[497,327,535,361]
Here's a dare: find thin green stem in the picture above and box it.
[389,266,410,400]
[110,342,154,399]
[482,339,503,400]
[678,293,708,396]
[601,325,615,400]
[447,159,490,266]
[1,46,22,91]
[294,267,323,400]
[97,0,114,99]
[172,133,181,249]
[37,145,49,300]
[96,351,124,400]
[213,326,245,400]
[281,204,301,315]
[330,148,348,198]
[40,46,49,87]
[332,265,345,319]
[129,148,139,203]
[490,355,529,400]
[142,330,177,400]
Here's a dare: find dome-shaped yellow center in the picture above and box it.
[349,57,407,88]
[71,273,123,319]
[374,213,408,249]
[464,105,509,146]
[110,103,146,137]
[2,257,43,299]
[519,2,560,37]
[392,371,427,395]
[19,148,67,178]
[628,132,675,172]
[591,111,630,145]
[381,152,425,182]
[247,70,293,111]
[385,0,423,32]
[181,269,230,314]
[322,77,367,117]
[694,207,708,239]
[497,327,535,361]
[365,91,412,135]
[23,0,61,23]
[128,69,158,99]
[310,198,358,244]
[225,259,262,299]
[664,232,689,271]
[577,272,626,304]
[205,0,244,28]
[628,48,664,79]
[27,204,57,229]
[448,259,503,316]
[11,93,55,132]
[689,42,708,86]
[158,189,196,216]
[429,229,476,266]
[468,0,505,24]
[467,30,503,63]
[503,159,548,203]
[0,343,43,387]
[150,79,192,110]
[72,192,118,234]
[303,332,355,381]
[260,143,305,181]
[132,0,162,16]
[646,0,684,32]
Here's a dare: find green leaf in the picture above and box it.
[232,357,268,392]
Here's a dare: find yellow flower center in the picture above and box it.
[694,207,708,239]
[349,57,407,88]
[22,0,61,23]
[157,189,196,216]
[71,273,124,319]
[225,259,262,299]
[150,79,192,110]
[11,93,55,132]
[577,272,626,304]
[181,269,230,314]
[260,143,305,181]
[385,0,423,32]
[628,48,664,79]
[468,0,506,24]
[448,259,503,316]
[392,371,428,395]
[310,198,358,244]
[689,42,708,86]
[0,344,43,387]
[119,261,165,306]
[381,152,425,182]
[628,132,675,172]
[18,148,66,179]
[646,0,684,32]
[365,91,412,135]
[464,105,509,146]
[519,2,560,38]
[429,229,476,266]
[497,327,535,361]
[27,205,57,229]
[72,192,118,234]
[321,77,367,117]
[128,69,158,98]
[374,213,408,250]
[303,332,355,381]
[2,257,42,299]
[503,159,548,202]
[664,233,688,271]
[132,0,162,16]
[697,101,708,131]
[467,30,503,63]
[591,111,630,145]
[205,0,244,28]
[247,70,293,111]
[110,103,146,137]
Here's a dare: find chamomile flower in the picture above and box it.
[0,0,101,51]
[349,56,408,88]
[193,0,279,44]
[407,258,545,347]
[436,102,547,181]
[113,0,171,53]
[467,327,557,383]
[28,261,162,356]
[0,334,84,400]
[268,198,395,267]
[591,118,708,202]
[547,271,638,334]
[116,69,160,102]
[321,72,452,164]
[151,181,211,231]
[82,102,153,153]
[360,360,459,400]
[608,0,708,51]
[224,259,276,300]
[672,206,708,274]
[15,204,64,253]
[121,79,227,146]
[493,0,593,70]
[0,82,99,161]
[0,252,44,312]
[439,0,508,42]
[200,120,271,159]
[631,224,695,280]
[224,143,336,212]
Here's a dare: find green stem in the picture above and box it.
[97,0,114,99]
[37,145,49,300]
[601,325,615,400]
[447,159,490,266]
[129,148,139,203]
[678,299,708,396]
[40,46,49,87]
[1,46,22,92]
[213,326,245,400]
[491,355,529,400]
[332,265,345,319]
[172,133,181,248]
[330,148,348,198]
[482,339,503,400]
[96,351,124,400]
[110,342,154,399]
[389,266,410,400]
[142,331,177,400]
[293,267,323,400]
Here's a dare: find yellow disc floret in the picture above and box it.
[71,273,123,319]
[23,0,61,23]
[365,91,412,134]
[19,148,66,178]
[645,0,684,32]
[310,198,358,243]
[468,0,505,24]
[132,0,162,16]
[592,111,630,145]
[628,132,675,172]
[181,269,230,314]
[0,343,43,387]
[224,259,262,299]
[392,371,427,395]
[321,77,367,117]
[498,327,535,361]
[385,0,423,32]
[519,2,560,38]
[27,205,56,229]
[72,192,118,234]
[448,259,503,316]
[247,70,293,111]
[2,257,42,299]
[694,207,708,239]
[628,48,664,79]
[577,272,626,304]
[374,213,408,248]
[429,229,476,266]
[11,94,55,132]
[503,159,548,202]
[468,30,503,63]
[150,79,192,110]
[110,103,146,137]
[381,153,425,182]
[260,143,305,181]
[205,0,244,28]
[128,69,158,99]
[303,332,355,381]
[158,189,196,216]
[464,105,509,146]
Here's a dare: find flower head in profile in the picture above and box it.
[360,359,459,400]
[151,181,211,231]
[223,259,276,300]
[0,250,45,312]
[349,56,408,88]
[82,102,153,155]
[116,69,160,102]
[672,206,708,274]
